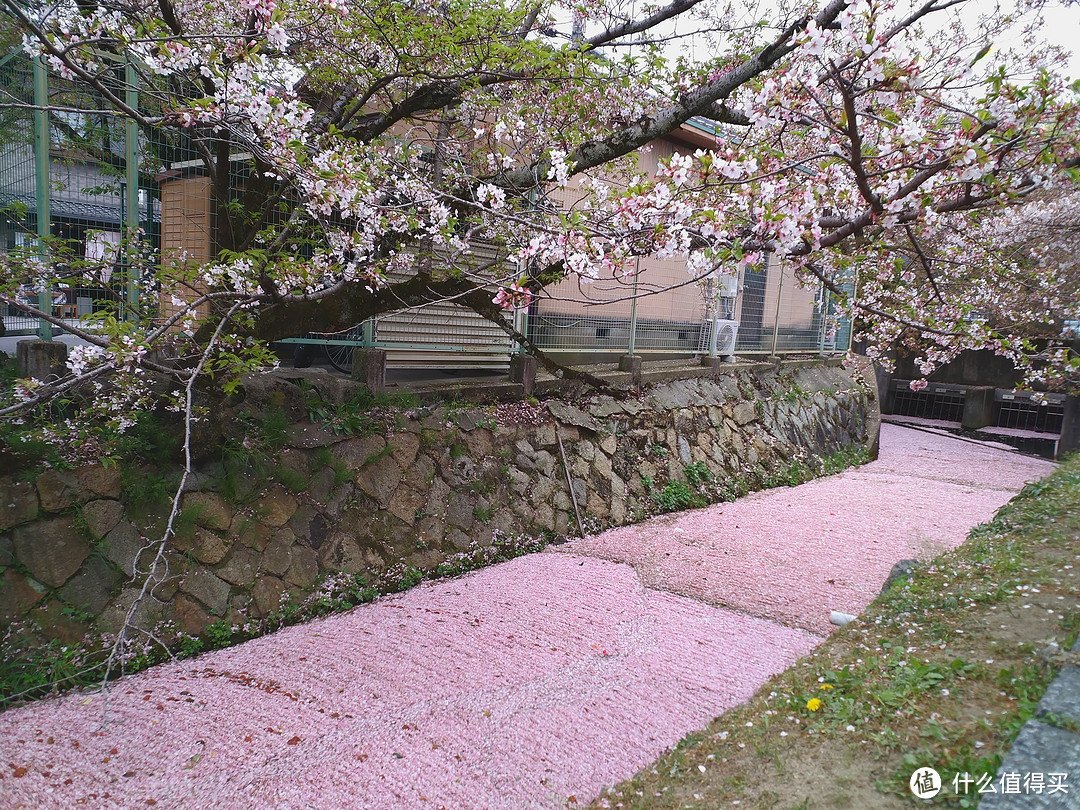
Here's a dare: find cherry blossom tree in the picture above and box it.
[2,0,1078,703]
[0,0,1078,456]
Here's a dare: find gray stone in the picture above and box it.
[586,492,609,520]
[350,347,386,392]
[355,454,402,508]
[174,593,212,635]
[16,338,68,381]
[97,587,168,635]
[261,530,295,577]
[233,514,271,552]
[59,555,123,615]
[707,405,724,426]
[677,435,692,465]
[174,528,230,565]
[533,450,556,478]
[508,353,537,395]
[288,423,338,448]
[1037,666,1080,729]
[253,485,298,527]
[507,467,531,496]
[285,547,319,589]
[611,468,626,493]
[547,401,603,433]
[447,492,476,530]
[0,532,12,567]
[319,534,383,575]
[490,509,517,536]
[336,435,386,470]
[389,432,420,468]
[403,455,436,492]
[571,477,587,506]
[674,408,695,436]
[37,465,121,511]
[276,449,312,483]
[181,491,233,531]
[554,510,571,535]
[532,477,555,504]
[528,502,553,531]
[34,599,90,645]
[13,517,91,588]
[554,490,572,512]
[0,569,45,618]
[388,485,427,526]
[425,477,451,518]
[576,440,596,462]
[590,399,625,419]
[215,546,260,587]
[593,453,613,481]
[610,494,627,525]
[179,568,231,615]
[0,480,38,532]
[462,429,492,459]
[444,528,472,551]
[881,559,920,594]
[251,576,291,617]
[979,721,1080,809]
[103,520,148,577]
[81,499,124,540]
[286,502,316,540]
[416,516,445,546]
[733,401,759,426]
[308,467,336,505]
[535,422,557,447]
[599,435,617,456]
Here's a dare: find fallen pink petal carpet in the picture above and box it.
[0,424,1054,809]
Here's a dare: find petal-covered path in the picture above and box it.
[0,425,1055,809]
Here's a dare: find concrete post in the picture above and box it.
[961,386,997,430]
[509,354,537,396]
[16,339,68,381]
[700,356,723,377]
[618,353,642,385]
[292,344,312,369]
[1059,395,1080,458]
[875,364,894,415]
[350,347,386,392]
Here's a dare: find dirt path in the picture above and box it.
[0,425,1055,809]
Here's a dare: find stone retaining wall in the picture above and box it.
[0,361,878,643]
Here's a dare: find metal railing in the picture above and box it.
[528,254,853,358]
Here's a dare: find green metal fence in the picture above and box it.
[0,49,156,337]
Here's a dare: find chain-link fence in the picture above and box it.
[1,50,157,337]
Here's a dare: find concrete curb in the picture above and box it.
[980,642,1080,809]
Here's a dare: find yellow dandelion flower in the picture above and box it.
[819,684,834,691]
[806,698,823,712]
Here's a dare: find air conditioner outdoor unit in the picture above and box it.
[702,318,739,358]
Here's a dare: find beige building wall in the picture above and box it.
[535,125,723,331]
